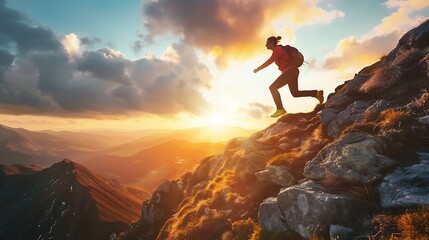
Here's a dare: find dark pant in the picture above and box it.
[269,67,317,110]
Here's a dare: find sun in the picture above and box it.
[208,113,229,126]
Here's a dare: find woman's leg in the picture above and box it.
[269,71,293,110]
[287,68,317,98]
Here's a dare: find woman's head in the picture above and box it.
[265,36,281,50]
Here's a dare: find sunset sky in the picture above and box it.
[0,0,428,131]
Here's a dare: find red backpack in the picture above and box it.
[282,45,304,67]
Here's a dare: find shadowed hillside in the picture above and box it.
[0,159,150,240]
[116,20,429,240]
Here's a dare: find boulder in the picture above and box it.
[326,100,374,138]
[258,197,289,232]
[320,108,341,129]
[276,180,361,239]
[255,165,296,187]
[379,152,429,209]
[304,133,396,184]
[235,150,274,180]
[234,139,276,180]
[330,225,354,240]
[419,115,429,125]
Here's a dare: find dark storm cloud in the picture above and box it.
[77,48,132,84]
[0,1,213,117]
[0,1,63,53]
[0,49,14,68]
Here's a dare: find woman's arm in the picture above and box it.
[254,46,282,73]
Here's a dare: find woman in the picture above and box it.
[253,36,324,118]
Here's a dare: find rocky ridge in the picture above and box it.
[118,20,429,240]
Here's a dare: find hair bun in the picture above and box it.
[276,36,282,40]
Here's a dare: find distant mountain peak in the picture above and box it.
[0,159,149,240]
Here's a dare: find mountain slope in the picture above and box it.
[0,159,150,240]
[117,20,429,240]
[84,139,225,191]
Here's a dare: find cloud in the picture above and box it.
[0,1,213,118]
[323,32,402,71]
[142,0,344,68]
[240,102,273,119]
[322,0,429,72]
[80,36,101,47]
[62,33,80,56]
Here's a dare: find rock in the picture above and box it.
[234,139,275,180]
[330,225,354,240]
[324,74,371,109]
[320,73,374,138]
[326,100,374,138]
[320,108,341,129]
[385,19,429,65]
[304,133,396,184]
[235,150,274,180]
[419,115,429,125]
[337,100,373,126]
[276,180,360,239]
[400,19,429,48]
[365,99,395,116]
[379,152,429,209]
[260,121,294,138]
[258,197,289,232]
[255,165,296,187]
[141,180,185,227]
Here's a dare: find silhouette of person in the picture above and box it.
[253,36,324,118]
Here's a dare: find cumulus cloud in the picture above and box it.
[142,0,344,67]
[61,33,81,56]
[0,1,213,117]
[322,0,429,72]
[323,32,401,71]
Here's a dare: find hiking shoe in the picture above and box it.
[316,90,324,104]
[271,109,287,118]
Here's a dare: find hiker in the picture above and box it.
[253,36,324,118]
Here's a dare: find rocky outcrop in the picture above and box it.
[276,180,362,239]
[256,19,429,239]
[304,133,395,184]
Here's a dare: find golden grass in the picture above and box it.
[360,62,403,94]
[268,127,330,179]
[360,48,428,97]
[222,218,261,240]
[395,208,429,240]
[379,109,411,128]
[362,208,429,240]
